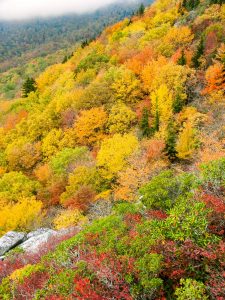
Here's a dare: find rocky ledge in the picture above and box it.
[0,227,77,260]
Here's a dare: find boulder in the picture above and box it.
[0,231,26,256]
[27,228,55,239]
[20,229,57,253]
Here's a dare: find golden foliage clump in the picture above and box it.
[107,102,137,134]
[74,107,108,146]
[176,121,198,160]
[97,133,139,180]
[0,197,43,235]
[53,209,87,230]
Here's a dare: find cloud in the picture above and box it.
[0,0,133,21]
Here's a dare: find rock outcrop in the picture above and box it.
[0,227,81,260]
[20,228,57,253]
[0,231,26,256]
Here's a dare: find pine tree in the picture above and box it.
[177,50,187,66]
[62,56,68,64]
[181,0,200,11]
[153,108,160,132]
[22,77,37,98]
[192,37,204,69]
[173,94,184,113]
[137,4,145,16]
[165,119,177,162]
[140,108,151,137]
[81,40,88,48]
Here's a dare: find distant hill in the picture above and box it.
[0,0,152,72]
[0,0,152,99]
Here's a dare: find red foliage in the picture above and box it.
[201,193,225,236]
[154,239,225,299]
[202,193,225,213]
[64,185,96,212]
[73,251,134,300]
[15,271,49,300]
[147,210,168,220]
[48,180,66,206]
[124,212,142,227]
[47,296,66,300]
[73,277,104,300]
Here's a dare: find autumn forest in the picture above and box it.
[0,0,225,299]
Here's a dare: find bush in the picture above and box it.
[63,185,96,212]
[140,171,198,210]
[0,197,43,235]
[53,209,87,230]
[175,278,208,300]
[200,158,225,195]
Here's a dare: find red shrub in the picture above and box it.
[64,185,96,212]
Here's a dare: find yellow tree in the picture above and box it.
[74,107,108,147]
[107,102,137,134]
[150,84,173,136]
[6,137,41,171]
[176,121,198,160]
[111,68,143,105]
[41,129,65,159]
[162,26,194,56]
[0,197,42,235]
[97,133,139,180]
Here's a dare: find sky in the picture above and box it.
[0,0,133,21]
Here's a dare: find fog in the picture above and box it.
[0,0,136,21]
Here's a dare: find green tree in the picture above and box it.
[137,3,145,16]
[192,37,204,69]
[22,77,37,98]
[165,119,177,161]
[178,50,187,66]
[140,108,151,137]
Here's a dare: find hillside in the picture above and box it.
[0,1,153,100]
[0,0,225,299]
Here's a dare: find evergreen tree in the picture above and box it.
[181,0,200,11]
[177,50,187,66]
[137,3,145,16]
[173,94,184,113]
[81,40,89,49]
[22,77,37,98]
[153,107,160,132]
[62,56,68,64]
[140,108,151,137]
[165,119,177,162]
[192,37,204,69]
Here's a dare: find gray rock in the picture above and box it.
[27,228,55,239]
[20,230,57,253]
[0,231,26,256]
